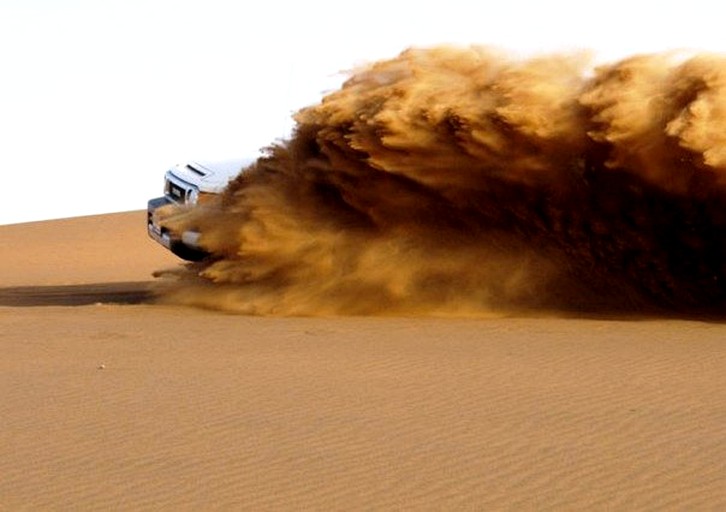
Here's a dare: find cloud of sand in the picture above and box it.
[157,47,726,316]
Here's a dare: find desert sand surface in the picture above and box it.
[1,211,725,510]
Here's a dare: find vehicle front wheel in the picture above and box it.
[169,241,209,262]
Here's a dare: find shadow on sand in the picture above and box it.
[0,282,155,307]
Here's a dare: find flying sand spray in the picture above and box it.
[158,47,726,317]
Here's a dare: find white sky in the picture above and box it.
[2,0,726,225]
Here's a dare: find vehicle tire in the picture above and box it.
[169,241,209,262]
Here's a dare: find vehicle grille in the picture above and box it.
[165,174,194,204]
[168,181,187,203]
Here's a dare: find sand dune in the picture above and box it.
[0,211,179,287]
[1,212,725,510]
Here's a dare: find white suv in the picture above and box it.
[147,158,252,260]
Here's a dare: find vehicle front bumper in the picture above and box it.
[147,196,175,249]
[147,196,209,261]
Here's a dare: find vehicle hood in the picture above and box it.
[170,158,256,193]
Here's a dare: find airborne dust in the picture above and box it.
[158,47,726,317]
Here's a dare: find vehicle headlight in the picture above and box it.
[188,188,199,205]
